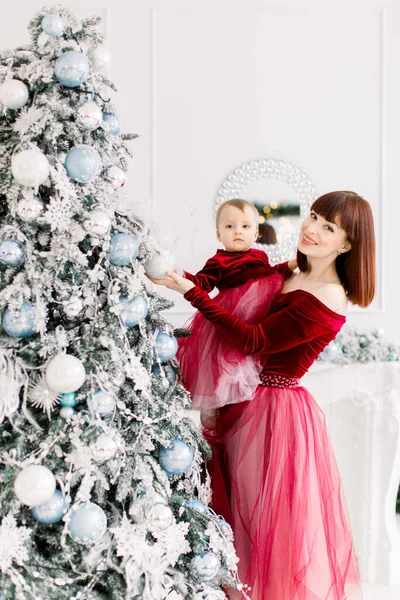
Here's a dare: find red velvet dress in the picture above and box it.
[178,249,292,412]
[184,286,362,600]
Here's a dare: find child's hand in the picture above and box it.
[174,265,184,276]
[145,271,195,295]
[288,259,298,272]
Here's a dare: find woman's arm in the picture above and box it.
[146,272,330,356]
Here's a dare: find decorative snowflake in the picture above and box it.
[0,514,31,573]
[28,374,60,418]
[111,514,148,559]
[153,521,191,566]
[43,196,73,232]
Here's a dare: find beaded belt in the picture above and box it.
[260,373,300,388]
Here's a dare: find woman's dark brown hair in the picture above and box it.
[297,191,376,307]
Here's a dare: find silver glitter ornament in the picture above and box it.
[76,101,102,131]
[16,196,44,221]
[90,434,118,462]
[63,295,85,318]
[145,502,174,532]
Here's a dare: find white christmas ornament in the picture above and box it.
[90,434,118,462]
[145,502,174,532]
[88,45,111,70]
[59,406,75,420]
[16,196,44,221]
[0,79,29,110]
[105,166,127,189]
[144,251,175,279]
[63,295,85,318]
[84,210,112,237]
[76,101,103,131]
[14,465,56,507]
[28,375,60,418]
[46,353,86,393]
[11,149,50,188]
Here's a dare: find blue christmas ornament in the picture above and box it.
[119,295,148,327]
[102,113,120,135]
[152,364,176,380]
[41,13,64,37]
[0,239,25,268]
[2,303,36,338]
[31,490,68,524]
[67,502,107,545]
[185,499,207,513]
[65,145,101,184]
[60,392,77,408]
[54,51,90,88]
[159,437,194,477]
[319,340,342,362]
[192,551,221,581]
[87,390,115,417]
[389,351,398,362]
[109,233,140,266]
[153,332,178,362]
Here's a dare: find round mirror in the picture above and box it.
[215,159,317,263]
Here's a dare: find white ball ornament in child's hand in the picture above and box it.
[46,354,86,393]
[0,79,29,110]
[14,465,56,507]
[144,251,175,279]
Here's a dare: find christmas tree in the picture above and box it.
[0,7,241,599]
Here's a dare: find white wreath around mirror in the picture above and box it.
[215,159,318,264]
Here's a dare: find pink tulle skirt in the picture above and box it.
[204,377,363,600]
[177,274,284,411]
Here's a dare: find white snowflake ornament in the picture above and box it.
[0,514,31,573]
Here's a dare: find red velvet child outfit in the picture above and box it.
[177,248,292,411]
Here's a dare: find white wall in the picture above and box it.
[2,0,400,339]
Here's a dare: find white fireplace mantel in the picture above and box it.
[303,361,400,585]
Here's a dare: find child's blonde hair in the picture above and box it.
[216,199,259,228]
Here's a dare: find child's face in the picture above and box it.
[216,205,259,252]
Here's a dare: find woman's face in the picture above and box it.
[298,211,351,258]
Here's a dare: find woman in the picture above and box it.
[148,191,375,600]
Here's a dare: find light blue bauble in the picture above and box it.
[319,340,342,362]
[87,390,115,417]
[67,502,107,545]
[153,332,178,362]
[0,239,25,268]
[60,392,77,408]
[102,113,120,135]
[2,303,36,338]
[159,437,193,477]
[109,233,139,266]
[41,13,64,37]
[185,499,207,513]
[54,51,90,88]
[192,551,221,581]
[64,145,101,184]
[152,364,176,381]
[31,490,68,524]
[389,350,399,362]
[119,295,148,327]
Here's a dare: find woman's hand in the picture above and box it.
[145,270,195,295]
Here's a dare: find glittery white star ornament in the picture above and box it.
[28,374,60,418]
[0,514,31,573]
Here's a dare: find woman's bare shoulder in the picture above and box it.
[312,283,348,315]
